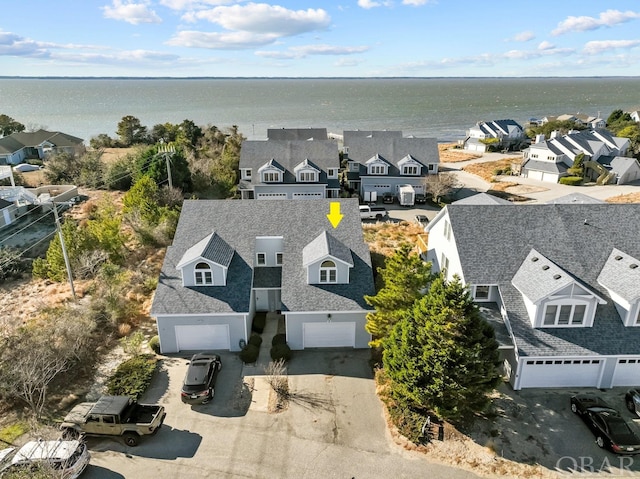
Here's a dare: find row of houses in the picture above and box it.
[237,128,440,202]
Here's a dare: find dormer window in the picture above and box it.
[398,155,421,176]
[402,165,419,175]
[263,171,281,182]
[366,154,389,175]
[194,262,214,285]
[241,168,252,180]
[327,168,338,178]
[319,260,337,283]
[369,165,386,175]
[543,303,586,326]
[294,159,320,182]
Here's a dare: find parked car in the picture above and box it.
[382,192,394,204]
[0,439,90,479]
[359,205,388,221]
[570,394,640,454]
[415,193,427,204]
[415,215,429,227]
[625,389,640,417]
[181,353,222,405]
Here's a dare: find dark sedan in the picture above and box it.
[181,353,222,405]
[570,394,640,454]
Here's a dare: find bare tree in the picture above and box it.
[423,172,461,203]
[0,311,95,419]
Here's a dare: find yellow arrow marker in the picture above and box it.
[327,202,344,228]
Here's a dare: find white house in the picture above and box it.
[151,198,374,353]
[521,129,632,184]
[463,119,525,153]
[425,193,640,390]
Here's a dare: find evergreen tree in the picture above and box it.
[383,275,501,421]
[365,244,434,348]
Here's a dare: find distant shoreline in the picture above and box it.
[1,76,640,81]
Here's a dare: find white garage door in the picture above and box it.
[175,324,230,351]
[519,358,603,388]
[257,193,287,200]
[527,170,544,181]
[292,192,323,199]
[542,172,559,183]
[612,358,640,387]
[303,322,356,348]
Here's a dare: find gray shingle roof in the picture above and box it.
[253,267,282,288]
[345,137,439,176]
[151,199,374,317]
[267,128,328,141]
[453,193,512,205]
[302,230,354,267]
[445,202,640,357]
[239,140,339,186]
[343,130,403,146]
[522,159,568,174]
[597,249,640,303]
[176,232,234,269]
[512,249,575,304]
[546,193,604,204]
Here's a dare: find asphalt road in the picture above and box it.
[82,350,482,479]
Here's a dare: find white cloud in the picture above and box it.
[583,39,640,54]
[256,44,369,59]
[185,3,330,36]
[402,0,432,5]
[0,31,50,58]
[509,31,535,42]
[334,58,364,67]
[537,41,555,51]
[357,0,393,9]
[102,0,162,25]
[159,0,234,10]
[167,30,279,49]
[552,9,640,36]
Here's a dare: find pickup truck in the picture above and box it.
[359,204,388,220]
[61,395,166,447]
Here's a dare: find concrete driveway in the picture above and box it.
[82,350,482,479]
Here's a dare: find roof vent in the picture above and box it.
[615,255,623,261]
[542,265,550,270]
[531,257,539,262]
[631,264,639,269]
[553,274,561,280]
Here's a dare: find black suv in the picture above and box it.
[181,353,222,405]
[382,192,394,204]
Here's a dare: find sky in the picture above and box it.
[1,1,640,77]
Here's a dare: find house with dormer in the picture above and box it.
[463,119,526,153]
[521,129,636,184]
[238,140,340,199]
[425,193,640,390]
[150,198,374,353]
[342,133,439,200]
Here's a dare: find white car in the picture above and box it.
[0,439,90,479]
[12,163,42,172]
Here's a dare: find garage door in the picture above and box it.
[257,193,287,200]
[303,322,355,348]
[612,358,640,387]
[175,324,230,351]
[518,358,603,388]
[542,172,558,183]
[292,192,323,199]
[527,170,544,181]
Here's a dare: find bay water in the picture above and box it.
[1,77,639,143]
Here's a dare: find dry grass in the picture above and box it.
[438,143,482,163]
[605,191,640,203]
[362,221,426,258]
[462,158,521,182]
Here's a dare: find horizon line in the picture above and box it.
[1,75,640,80]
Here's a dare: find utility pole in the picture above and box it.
[52,202,76,301]
[158,142,175,189]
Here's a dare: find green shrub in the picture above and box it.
[107,354,157,400]
[492,168,504,176]
[239,344,260,364]
[252,315,266,334]
[0,247,28,282]
[559,176,583,186]
[248,333,263,347]
[270,344,292,362]
[148,335,161,354]
[272,333,287,346]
